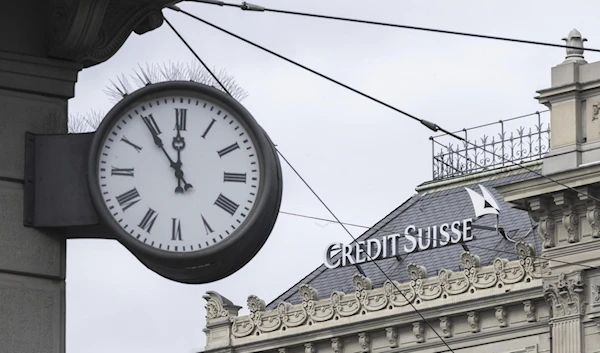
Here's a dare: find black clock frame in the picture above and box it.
[87,81,283,272]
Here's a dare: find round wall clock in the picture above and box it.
[87,81,282,276]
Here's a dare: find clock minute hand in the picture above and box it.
[142,115,191,193]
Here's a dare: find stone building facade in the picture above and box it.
[200,30,600,353]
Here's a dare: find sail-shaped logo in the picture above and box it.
[464,184,501,219]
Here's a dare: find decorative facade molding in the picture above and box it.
[587,203,600,238]
[385,327,398,348]
[204,291,241,321]
[412,322,425,343]
[48,0,171,67]
[563,206,580,243]
[304,343,315,353]
[467,311,480,333]
[495,306,508,327]
[331,337,343,353]
[543,271,586,318]
[358,332,370,353]
[537,213,556,248]
[439,316,452,338]
[523,300,537,322]
[225,242,546,338]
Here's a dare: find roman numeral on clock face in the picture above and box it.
[138,208,158,233]
[111,167,134,177]
[223,172,246,183]
[116,188,141,211]
[141,114,161,136]
[214,194,239,216]
[174,108,187,131]
[172,218,182,241]
[217,142,240,157]
[120,136,142,152]
[201,215,213,235]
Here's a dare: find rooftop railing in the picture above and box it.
[431,111,551,180]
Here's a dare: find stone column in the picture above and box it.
[544,271,586,353]
[0,51,80,352]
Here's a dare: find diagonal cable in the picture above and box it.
[164,16,233,96]
[184,0,600,53]
[168,7,600,206]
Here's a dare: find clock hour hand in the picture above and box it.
[142,114,192,193]
[172,130,193,193]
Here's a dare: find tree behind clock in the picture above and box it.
[69,61,248,133]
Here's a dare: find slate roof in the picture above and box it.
[266,168,542,309]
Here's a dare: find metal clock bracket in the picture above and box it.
[23,131,113,239]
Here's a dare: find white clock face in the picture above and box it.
[96,94,261,253]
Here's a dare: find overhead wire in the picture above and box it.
[165,13,457,352]
[163,8,600,349]
[184,0,600,53]
[167,6,600,207]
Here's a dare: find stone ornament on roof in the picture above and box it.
[212,241,548,339]
[562,28,587,64]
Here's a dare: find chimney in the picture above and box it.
[536,29,600,174]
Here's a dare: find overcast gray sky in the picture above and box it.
[66,1,599,352]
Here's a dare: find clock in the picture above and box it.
[87,81,282,274]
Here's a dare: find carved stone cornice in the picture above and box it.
[203,291,241,322]
[523,300,537,322]
[543,271,586,318]
[529,196,556,248]
[48,0,175,67]
[439,316,452,338]
[331,337,343,353]
[385,327,398,348]
[495,306,507,327]
[358,332,370,353]
[412,322,425,343]
[467,311,480,333]
[586,198,600,239]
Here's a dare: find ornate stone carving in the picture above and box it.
[385,327,398,348]
[413,322,425,343]
[467,311,480,333]
[300,284,319,317]
[593,103,600,122]
[354,274,373,307]
[304,343,315,353]
[248,295,266,313]
[587,204,600,238]
[495,306,507,327]
[48,0,171,67]
[524,300,537,322]
[331,337,343,353]
[515,241,536,278]
[563,207,580,243]
[544,271,587,318]
[408,263,427,296]
[592,282,600,307]
[223,246,543,339]
[440,316,452,338]
[358,332,370,353]
[538,215,556,248]
[461,252,481,285]
[203,291,240,321]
